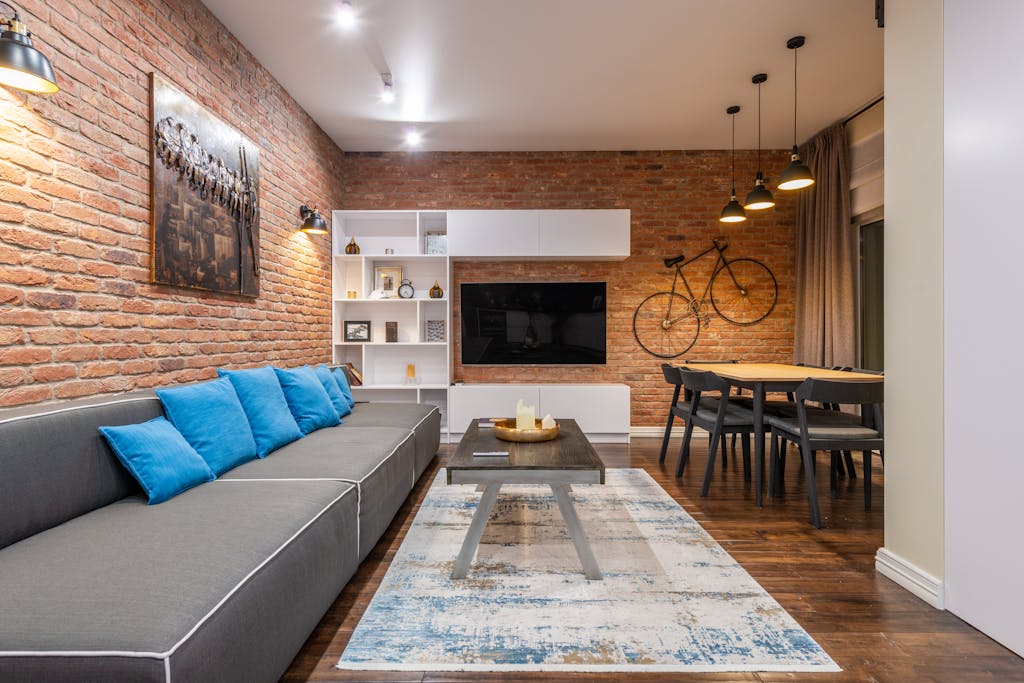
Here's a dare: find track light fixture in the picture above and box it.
[720,105,746,224]
[298,204,328,235]
[0,2,59,94]
[744,73,775,211]
[778,36,815,191]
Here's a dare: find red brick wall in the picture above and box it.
[0,0,340,408]
[341,151,796,426]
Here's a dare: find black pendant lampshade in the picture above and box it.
[299,204,328,235]
[0,5,59,94]
[744,73,775,211]
[778,36,814,191]
[720,105,746,224]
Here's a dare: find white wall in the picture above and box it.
[879,0,945,598]
[942,0,1024,657]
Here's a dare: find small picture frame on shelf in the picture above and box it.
[385,321,398,343]
[425,319,445,342]
[424,232,447,255]
[374,266,403,297]
[343,320,371,343]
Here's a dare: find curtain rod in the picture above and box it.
[844,96,884,125]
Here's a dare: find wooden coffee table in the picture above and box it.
[446,418,605,580]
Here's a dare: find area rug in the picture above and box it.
[337,468,839,673]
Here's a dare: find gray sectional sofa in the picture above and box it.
[0,390,440,683]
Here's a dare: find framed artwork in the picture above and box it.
[344,320,372,342]
[385,321,398,342]
[374,266,403,297]
[424,232,447,255]
[150,73,260,296]
[425,319,445,342]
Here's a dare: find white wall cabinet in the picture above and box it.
[539,209,630,257]
[447,210,540,257]
[447,209,629,260]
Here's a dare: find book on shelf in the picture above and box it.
[340,362,363,386]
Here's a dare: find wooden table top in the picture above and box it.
[448,418,605,477]
[683,362,884,384]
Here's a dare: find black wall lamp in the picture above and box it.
[0,2,58,94]
[778,36,815,191]
[720,105,746,224]
[298,204,328,235]
[744,73,775,211]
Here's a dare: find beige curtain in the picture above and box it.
[793,122,857,367]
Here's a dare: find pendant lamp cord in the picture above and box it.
[757,81,762,171]
[792,47,798,147]
[730,112,736,194]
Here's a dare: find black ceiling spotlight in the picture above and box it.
[0,2,58,94]
[298,204,328,235]
[744,73,775,211]
[778,36,815,192]
[720,105,746,224]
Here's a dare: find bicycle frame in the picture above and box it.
[663,237,745,322]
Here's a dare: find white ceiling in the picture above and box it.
[202,0,883,152]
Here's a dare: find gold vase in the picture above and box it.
[429,280,444,298]
[344,237,360,255]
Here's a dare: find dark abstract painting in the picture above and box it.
[150,73,260,296]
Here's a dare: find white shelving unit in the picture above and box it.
[331,211,451,433]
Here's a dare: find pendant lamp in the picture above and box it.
[0,4,59,94]
[778,36,814,191]
[744,73,775,210]
[720,105,746,224]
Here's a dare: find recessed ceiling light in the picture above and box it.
[380,72,395,103]
[405,131,422,146]
[336,1,357,31]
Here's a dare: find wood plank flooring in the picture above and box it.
[281,437,1024,683]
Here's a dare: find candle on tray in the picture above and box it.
[515,399,536,430]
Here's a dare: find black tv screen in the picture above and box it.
[460,282,606,365]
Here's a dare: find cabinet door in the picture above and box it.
[447,210,540,257]
[449,385,540,434]
[539,209,630,258]
[539,385,630,434]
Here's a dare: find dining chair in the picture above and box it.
[766,378,884,528]
[657,363,721,465]
[673,367,755,495]
[681,359,740,469]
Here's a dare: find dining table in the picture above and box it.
[686,363,885,506]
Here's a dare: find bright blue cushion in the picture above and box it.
[156,377,259,475]
[331,367,356,409]
[218,367,304,457]
[273,366,341,435]
[99,417,215,504]
[313,365,352,418]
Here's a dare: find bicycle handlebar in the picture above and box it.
[663,255,684,268]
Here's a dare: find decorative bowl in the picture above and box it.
[493,419,559,443]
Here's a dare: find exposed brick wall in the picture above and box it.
[0,0,341,408]
[341,151,796,426]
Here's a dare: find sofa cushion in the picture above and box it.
[220,425,416,561]
[341,402,441,479]
[156,378,259,475]
[0,393,163,551]
[0,479,359,683]
[274,366,340,435]
[330,367,356,409]
[99,417,215,504]
[218,367,303,457]
[313,364,352,418]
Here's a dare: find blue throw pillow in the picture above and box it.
[313,365,352,418]
[99,417,215,504]
[218,367,304,457]
[274,366,341,434]
[156,377,259,475]
[331,367,356,409]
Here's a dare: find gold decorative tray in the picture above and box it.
[493,419,559,443]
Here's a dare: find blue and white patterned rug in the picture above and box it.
[337,468,839,673]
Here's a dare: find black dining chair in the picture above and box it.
[766,378,884,528]
[681,359,741,470]
[672,367,756,495]
[657,363,721,465]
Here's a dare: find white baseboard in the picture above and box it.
[875,547,945,609]
[630,425,710,438]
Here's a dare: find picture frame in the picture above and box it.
[374,266,403,297]
[385,321,398,343]
[424,232,447,255]
[425,319,445,342]
[343,320,372,343]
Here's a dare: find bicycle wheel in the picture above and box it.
[633,292,700,358]
[710,258,778,325]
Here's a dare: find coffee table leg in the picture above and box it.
[551,484,603,580]
[451,483,501,579]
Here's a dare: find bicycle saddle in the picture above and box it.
[663,255,684,268]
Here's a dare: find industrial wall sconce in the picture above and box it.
[0,2,58,93]
[298,204,328,234]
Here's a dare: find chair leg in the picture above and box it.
[721,435,728,471]
[800,435,822,528]
[659,410,675,464]
[835,451,847,478]
[863,450,872,509]
[830,451,839,497]
[740,433,751,481]
[731,433,738,452]
[768,432,779,499]
[675,421,696,478]
[700,428,723,497]
[844,450,856,479]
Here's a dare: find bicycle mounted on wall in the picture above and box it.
[632,237,778,358]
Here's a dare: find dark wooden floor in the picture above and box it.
[282,437,1024,683]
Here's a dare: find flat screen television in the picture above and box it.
[460,282,606,365]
